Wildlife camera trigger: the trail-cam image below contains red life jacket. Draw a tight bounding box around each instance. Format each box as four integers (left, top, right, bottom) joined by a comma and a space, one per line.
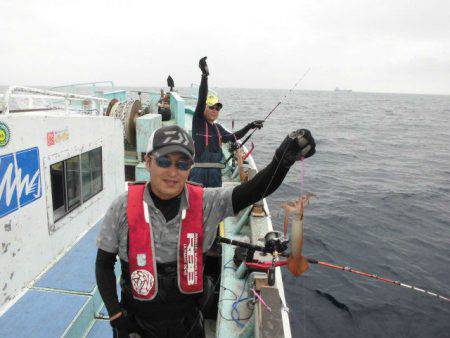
126, 183, 204, 300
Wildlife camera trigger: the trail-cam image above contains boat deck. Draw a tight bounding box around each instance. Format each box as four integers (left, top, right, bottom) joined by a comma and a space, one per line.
0, 220, 115, 338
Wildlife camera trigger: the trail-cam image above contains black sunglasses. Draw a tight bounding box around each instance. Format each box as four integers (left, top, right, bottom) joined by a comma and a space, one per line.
154, 155, 192, 171
208, 105, 221, 111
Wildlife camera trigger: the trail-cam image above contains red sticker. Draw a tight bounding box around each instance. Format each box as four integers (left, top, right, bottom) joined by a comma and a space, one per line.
47, 132, 55, 146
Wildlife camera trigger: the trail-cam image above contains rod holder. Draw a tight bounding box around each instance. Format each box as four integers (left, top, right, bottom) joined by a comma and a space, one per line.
236, 261, 248, 279
234, 206, 252, 235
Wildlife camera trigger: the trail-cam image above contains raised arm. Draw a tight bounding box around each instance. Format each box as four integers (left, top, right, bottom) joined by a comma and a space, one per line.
219, 120, 265, 143
194, 56, 209, 118
232, 129, 316, 213
233, 120, 264, 140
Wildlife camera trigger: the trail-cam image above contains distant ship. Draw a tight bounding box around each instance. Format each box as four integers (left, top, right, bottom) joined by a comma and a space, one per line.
334, 87, 352, 92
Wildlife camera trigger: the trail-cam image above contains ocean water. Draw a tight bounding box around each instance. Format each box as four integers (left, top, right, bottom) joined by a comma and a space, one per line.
216, 89, 450, 338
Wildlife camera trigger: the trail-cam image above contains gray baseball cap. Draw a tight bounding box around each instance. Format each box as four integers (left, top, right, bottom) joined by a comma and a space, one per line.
146, 125, 195, 161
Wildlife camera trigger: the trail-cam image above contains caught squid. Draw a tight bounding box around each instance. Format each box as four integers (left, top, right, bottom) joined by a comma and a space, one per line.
282, 194, 314, 276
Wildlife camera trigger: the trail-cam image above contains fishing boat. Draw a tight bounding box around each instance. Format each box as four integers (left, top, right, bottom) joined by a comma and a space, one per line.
334, 87, 352, 93
0, 85, 292, 337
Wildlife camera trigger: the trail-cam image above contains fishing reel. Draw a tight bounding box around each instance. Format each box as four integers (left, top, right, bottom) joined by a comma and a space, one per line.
223, 231, 290, 286
262, 231, 289, 286
263, 231, 289, 255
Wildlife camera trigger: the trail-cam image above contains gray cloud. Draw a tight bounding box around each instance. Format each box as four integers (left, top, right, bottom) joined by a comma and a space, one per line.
1, 0, 449, 95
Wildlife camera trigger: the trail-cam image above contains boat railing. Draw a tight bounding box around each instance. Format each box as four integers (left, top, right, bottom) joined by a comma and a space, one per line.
0, 86, 108, 115
127, 90, 162, 111
50, 81, 115, 92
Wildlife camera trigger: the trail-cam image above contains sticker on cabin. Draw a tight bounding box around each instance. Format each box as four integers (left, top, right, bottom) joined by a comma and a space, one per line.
0, 122, 10, 148
0, 147, 42, 218
47, 128, 69, 146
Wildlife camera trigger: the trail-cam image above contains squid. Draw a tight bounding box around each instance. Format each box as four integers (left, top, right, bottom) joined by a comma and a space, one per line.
282, 194, 314, 276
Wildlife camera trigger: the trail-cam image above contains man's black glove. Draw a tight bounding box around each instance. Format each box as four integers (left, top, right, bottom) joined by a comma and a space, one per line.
199, 56, 209, 76
274, 129, 316, 167
248, 120, 264, 130
110, 311, 134, 332
229, 141, 239, 152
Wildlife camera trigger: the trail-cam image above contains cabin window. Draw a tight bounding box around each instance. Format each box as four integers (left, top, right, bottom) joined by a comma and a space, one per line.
50, 147, 103, 222
81, 147, 103, 202
66, 155, 81, 210
50, 162, 66, 221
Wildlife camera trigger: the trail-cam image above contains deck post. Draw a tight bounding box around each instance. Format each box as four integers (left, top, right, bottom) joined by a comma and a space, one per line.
170, 92, 185, 129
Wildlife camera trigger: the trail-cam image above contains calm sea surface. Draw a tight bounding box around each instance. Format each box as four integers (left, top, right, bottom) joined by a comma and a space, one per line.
4, 86, 449, 337
216, 89, 450, 338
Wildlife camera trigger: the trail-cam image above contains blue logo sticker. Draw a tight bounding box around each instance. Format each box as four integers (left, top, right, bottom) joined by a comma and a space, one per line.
0, 122, 10, 147
0, 147, 42, 218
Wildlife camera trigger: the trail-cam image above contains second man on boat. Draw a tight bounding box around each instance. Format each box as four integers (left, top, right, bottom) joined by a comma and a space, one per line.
190, 56, 264, 188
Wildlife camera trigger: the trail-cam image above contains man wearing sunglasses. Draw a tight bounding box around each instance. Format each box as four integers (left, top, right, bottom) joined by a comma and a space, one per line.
96, 124, 315, 337
190, 56, 264, 188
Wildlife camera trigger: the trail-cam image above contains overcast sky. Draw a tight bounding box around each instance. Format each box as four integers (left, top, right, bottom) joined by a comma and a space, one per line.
1, 0, 449, 95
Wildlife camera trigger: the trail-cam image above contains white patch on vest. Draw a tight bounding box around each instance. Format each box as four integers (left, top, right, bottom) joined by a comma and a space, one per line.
143, 201, 149, 223
186, 233, 197, 285
131, 269, 154, 296
137, 253, 146, 267
181, 209, 186, 220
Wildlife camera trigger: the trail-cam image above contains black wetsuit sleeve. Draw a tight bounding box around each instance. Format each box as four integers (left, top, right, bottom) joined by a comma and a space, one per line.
232, 158, 290, 213
216, 124, 234, 143
217, 123, 252, 143
233, 124, 252, 140
95, 248, 121, 317
194, 75, 208, 118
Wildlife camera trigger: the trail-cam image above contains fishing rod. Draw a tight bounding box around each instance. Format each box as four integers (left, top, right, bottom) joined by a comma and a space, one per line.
224, 67, 311, 165
218, 235, 450, 303
306, 258, 450, 302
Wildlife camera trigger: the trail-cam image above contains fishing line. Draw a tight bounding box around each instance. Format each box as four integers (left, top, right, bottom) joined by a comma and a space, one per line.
184, 269, 224, 337
262, 67, 312, 122
259, 139, 293, 203
224, 257, 237, 271
224, 67, 311, 165
300, 157, 305, 198
231, 275, 251, 328
184, 261, 250, 336
231, 297, 254, 327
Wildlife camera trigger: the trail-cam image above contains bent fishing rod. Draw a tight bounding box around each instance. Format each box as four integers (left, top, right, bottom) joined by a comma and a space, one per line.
217, 236, 450, 303
224, 67, 311, 165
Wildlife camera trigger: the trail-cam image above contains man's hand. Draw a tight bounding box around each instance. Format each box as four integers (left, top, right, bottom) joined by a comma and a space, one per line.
167, 75, 175, 90
228, 141, 239, 152
110, 311, 134, 332
248, 120, 264, 129
199, 56, 209, 76
274, 129, 316, 167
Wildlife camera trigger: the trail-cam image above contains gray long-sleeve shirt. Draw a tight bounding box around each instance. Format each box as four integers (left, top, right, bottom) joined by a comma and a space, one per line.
97, 183, 234, 263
